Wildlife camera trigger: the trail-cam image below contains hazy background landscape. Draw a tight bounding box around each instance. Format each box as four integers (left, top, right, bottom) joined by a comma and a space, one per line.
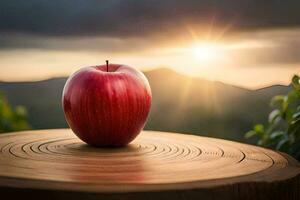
0, 68, 292, 143
0, 1, 299, 144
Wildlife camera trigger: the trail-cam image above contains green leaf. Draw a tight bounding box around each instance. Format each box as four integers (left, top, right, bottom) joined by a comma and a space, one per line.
15, 106, 27, 117
270, 131, 285, 139
245, 130, 258, 139
297, 105, 300, 112
267, 131, 286, 148
276, 136, 290, 152
271, 95, 285, 108
254, 124, 265, 135
287, 89, 300, 103
293, 111, 300, 120
292, 75, 300, 89
268, 109, 281, 124
288, 118, 300, 136
286, 109, 295, 123
282, 96, 289, 112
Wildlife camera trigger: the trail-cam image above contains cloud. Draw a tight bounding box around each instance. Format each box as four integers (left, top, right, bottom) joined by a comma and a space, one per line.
0, 1, 300, 68
224, 29, 300, 66
0, 33, 154, 53
0, 0, 300, 37
1, 29, 300, 67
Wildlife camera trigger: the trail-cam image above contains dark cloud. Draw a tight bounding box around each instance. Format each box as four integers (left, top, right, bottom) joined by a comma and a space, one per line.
226, 30, 300, 66
0, 0, 300, 37
0, 33, 155, 53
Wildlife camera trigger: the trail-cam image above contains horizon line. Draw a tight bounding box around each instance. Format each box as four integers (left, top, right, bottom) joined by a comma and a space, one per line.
0, 67, 291, 91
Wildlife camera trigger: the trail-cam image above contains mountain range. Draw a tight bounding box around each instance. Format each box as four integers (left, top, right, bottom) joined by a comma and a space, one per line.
0, 68, 291, 143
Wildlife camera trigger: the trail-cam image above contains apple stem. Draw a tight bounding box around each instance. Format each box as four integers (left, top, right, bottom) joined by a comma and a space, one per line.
106, 60, 109, 72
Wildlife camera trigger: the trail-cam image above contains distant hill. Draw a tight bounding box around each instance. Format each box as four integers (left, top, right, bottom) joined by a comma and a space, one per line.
0, 68, 291, 142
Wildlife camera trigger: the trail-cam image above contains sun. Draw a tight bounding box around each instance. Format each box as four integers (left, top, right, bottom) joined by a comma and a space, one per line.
191, 42, 223, 62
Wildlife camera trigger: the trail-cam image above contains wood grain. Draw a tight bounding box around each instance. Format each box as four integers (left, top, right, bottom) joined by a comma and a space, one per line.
0, 129, 299, 200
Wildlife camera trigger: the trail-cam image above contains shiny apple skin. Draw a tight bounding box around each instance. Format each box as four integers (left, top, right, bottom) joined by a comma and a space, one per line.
62, 64, 152, 147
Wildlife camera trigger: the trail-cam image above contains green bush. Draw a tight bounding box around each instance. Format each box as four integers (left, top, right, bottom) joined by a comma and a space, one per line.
0, 91, 31, 133
245, 75, 300, 160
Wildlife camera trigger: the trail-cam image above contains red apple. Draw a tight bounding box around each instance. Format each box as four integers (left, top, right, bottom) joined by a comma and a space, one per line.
62, 62, 152, 147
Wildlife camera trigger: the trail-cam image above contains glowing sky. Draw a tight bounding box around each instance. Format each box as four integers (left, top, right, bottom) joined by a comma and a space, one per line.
0, 1, 299, 89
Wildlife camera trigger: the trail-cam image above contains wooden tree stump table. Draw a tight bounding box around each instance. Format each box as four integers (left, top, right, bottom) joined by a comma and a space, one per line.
0, 129, 299, 200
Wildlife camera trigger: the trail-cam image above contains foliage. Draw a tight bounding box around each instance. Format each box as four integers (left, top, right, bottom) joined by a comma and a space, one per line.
0, 91, 31, 133
245, 75, 300, 160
